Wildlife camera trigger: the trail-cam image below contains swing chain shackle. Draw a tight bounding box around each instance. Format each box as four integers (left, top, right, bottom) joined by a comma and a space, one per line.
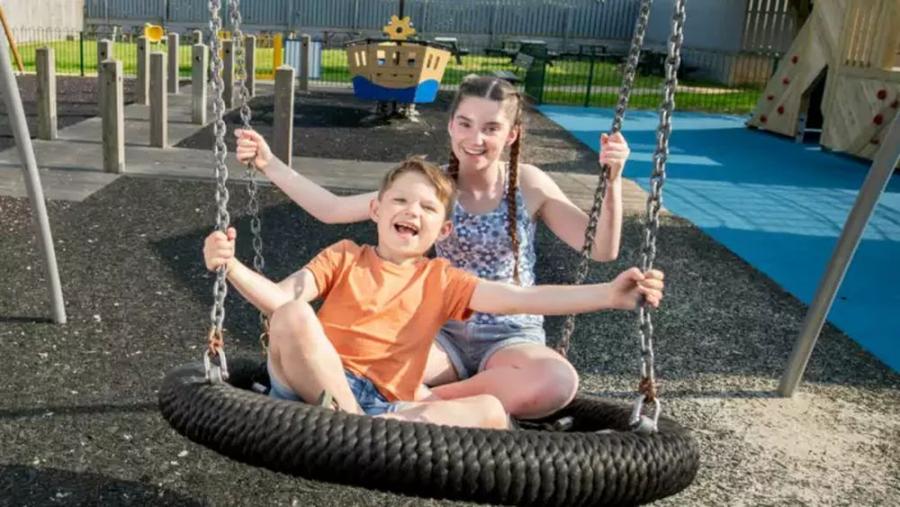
632, 0, 686, 433
204, 0, 232, 381
556, 0, 654, 357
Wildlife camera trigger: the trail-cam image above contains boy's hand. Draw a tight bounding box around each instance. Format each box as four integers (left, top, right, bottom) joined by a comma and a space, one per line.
235, 129, 274, 172
599, 132, 630, 182
203, 227, 237, 271
608, 267, 664, 310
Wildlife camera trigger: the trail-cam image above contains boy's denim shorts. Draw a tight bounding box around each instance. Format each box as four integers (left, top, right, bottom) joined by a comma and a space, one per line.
266, 360, 402, 416
435, 320, 546, 379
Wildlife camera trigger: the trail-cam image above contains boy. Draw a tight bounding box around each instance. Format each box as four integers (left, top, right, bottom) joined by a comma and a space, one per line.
203, 158, 664, 429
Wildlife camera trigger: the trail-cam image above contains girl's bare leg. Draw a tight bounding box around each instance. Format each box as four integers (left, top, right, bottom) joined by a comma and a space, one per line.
379, 394, 510, 429
429, 344, 578, 419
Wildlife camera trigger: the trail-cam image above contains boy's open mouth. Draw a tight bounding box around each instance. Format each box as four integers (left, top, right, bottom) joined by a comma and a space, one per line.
394, 222, 419, 236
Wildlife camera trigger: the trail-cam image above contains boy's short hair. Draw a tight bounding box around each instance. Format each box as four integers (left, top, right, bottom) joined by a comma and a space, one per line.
378, 157, 457, 219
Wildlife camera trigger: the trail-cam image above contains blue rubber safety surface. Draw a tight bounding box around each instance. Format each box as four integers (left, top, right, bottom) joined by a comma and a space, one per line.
539, 105, 900, 372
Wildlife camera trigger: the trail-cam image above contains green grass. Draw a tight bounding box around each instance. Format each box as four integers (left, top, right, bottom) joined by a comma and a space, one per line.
11, 39, 762, 114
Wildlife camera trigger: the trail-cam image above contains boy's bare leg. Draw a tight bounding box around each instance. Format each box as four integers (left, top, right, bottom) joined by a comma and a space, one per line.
268, 299, 363, 414
378, 394, 510, 429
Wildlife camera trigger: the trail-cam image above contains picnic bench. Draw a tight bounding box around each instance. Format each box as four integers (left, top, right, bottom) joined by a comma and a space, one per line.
491, 52, 535, 84
433, 37, 469, 64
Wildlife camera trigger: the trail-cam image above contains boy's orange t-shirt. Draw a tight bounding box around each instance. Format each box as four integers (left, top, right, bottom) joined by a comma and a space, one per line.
303, 240, 479, 401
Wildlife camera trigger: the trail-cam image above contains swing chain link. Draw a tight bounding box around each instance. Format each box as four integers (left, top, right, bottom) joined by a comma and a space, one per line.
206, 0, 230, 381
556, 0, 654, 358
229, 0, 270, 351
631, 0, 686, 434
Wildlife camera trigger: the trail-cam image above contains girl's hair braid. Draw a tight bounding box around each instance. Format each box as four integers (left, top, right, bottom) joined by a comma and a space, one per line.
447, 150, 460, 182
506, 134, 522, 284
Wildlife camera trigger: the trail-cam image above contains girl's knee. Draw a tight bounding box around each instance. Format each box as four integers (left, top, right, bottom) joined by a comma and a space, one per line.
545, 358, 579, 400
509, 358, 579, 417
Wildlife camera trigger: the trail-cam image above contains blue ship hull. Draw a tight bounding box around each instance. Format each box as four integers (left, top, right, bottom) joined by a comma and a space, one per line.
351, 76, 440, 103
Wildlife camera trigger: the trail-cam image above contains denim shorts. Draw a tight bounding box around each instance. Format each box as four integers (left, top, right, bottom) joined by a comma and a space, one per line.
435, 320, 546, 379
266, 360, 401, 416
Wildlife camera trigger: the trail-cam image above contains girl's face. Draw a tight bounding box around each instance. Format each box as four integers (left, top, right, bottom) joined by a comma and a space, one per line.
448, 96, 518, 173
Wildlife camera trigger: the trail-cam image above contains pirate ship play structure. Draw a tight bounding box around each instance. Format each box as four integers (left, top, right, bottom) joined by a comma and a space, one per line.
345, 2, 451, 107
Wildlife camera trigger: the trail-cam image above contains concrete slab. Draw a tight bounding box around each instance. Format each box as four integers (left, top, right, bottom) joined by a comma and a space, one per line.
0, 165, 119, 201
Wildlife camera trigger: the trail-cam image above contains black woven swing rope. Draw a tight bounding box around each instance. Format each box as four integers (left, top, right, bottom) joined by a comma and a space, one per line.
160, 357, 700, 506
556, 0, 654, 357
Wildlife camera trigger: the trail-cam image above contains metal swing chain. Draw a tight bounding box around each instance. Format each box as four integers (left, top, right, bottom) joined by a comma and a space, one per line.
556, 0, 654, 357
630, 0, 686, 435
205, 0, 231, 382
228, 0, 270, 352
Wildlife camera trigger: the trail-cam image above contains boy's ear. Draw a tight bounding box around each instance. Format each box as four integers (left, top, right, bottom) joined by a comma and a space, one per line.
436, 220, 453, 242
369, 197, 380, 223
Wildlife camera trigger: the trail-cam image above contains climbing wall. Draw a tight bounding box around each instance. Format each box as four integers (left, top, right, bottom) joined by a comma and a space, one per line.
820, 0, 900, 161
747, 0, 848, 136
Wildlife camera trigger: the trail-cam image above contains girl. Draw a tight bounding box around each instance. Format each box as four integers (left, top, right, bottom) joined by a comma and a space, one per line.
234, 76, 629, 419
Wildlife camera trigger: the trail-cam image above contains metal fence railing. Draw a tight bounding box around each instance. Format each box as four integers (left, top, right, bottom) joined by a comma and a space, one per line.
8, 27, 779, 115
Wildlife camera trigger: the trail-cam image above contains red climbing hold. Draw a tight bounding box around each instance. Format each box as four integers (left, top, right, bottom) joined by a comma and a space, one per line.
767, 95, 774, 101
760, 115, 768, 123
891, 99, 899, 109
782, 77, 790, 85
777, 106, 785, 114
791, 55, 799, 64
871, 138, 880, 145
873, 114, 884, 125
877, 89, 888, 100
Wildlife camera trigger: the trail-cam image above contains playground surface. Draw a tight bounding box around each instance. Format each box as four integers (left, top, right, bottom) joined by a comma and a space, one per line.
539, 105, 900, 373
0, 78, 898, 506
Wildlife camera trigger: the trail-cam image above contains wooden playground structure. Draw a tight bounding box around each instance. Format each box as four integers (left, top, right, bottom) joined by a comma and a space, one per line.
748, 0, 900, 162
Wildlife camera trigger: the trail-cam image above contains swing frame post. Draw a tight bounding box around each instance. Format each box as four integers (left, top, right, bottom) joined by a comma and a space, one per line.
0, 32, 66, 324
778, 115, 900, 397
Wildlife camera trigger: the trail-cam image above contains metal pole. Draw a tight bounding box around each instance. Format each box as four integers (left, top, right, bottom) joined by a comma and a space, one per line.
584, 56, 595, 108
79, 31, 85, 76
778, 115, 900, 397
0, 34, 67, 324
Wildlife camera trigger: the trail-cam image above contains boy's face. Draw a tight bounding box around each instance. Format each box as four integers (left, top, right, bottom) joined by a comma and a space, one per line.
370, 172, 452, 259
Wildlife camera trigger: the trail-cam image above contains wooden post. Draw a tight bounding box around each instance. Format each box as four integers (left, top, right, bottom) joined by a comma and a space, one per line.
100, 59, 124, 173
168, 32, 180, 94
299, 34, 310, 92
150, 52, 168, 148
192, 44, 208, 124
245, 34, 256, 97
36, 47, 57, 140
136, 36, 149, 105
273, 65, 295, 166
97, 39, 113, 68
223, 39, 235, 108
